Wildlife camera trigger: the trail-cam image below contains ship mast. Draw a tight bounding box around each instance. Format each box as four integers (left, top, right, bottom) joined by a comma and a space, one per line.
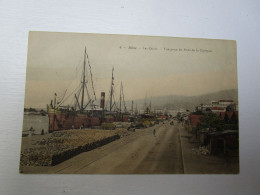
122, 84, 126, 112
109, 68, 114, 112
120, 81, 127, 113
119, 81, 122, 113
149, 97, 152, 113
131, 100, 134, 115
81, 47, 86, 111
144, 92, 147, 113
135, 104, 138, 115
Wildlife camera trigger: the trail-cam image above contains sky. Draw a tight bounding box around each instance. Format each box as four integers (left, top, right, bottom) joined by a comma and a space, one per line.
24, 31, 238, 108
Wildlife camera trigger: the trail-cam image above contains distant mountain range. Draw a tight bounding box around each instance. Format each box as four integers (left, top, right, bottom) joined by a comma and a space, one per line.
126, 89, 238, 112
31, 89, 238, 112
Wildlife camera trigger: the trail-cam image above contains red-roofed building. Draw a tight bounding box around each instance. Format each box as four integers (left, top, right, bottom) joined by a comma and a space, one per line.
224, 111, 239, 122
217, 111, 238, 122
216, 112, 226, 120
226, 111, 234, 120
219, 112, 226, 120
188, 115, 204, 127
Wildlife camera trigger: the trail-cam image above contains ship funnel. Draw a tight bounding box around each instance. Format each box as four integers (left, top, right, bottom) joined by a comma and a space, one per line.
100, 92, 105, 109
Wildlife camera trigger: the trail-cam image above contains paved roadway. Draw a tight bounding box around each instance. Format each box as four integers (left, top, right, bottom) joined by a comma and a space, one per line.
24, 121, 184, 174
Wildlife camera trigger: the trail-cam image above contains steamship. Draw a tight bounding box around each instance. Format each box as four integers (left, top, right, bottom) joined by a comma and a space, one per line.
47, 47, 129, 133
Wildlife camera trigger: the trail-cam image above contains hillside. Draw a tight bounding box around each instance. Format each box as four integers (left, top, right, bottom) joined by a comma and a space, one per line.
126, 89, 238, 111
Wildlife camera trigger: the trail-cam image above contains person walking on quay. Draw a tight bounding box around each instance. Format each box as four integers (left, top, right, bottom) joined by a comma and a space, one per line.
153, 129, 156, 137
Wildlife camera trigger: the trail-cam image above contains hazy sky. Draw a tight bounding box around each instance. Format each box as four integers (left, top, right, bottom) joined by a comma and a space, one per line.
25, 31, 237, 108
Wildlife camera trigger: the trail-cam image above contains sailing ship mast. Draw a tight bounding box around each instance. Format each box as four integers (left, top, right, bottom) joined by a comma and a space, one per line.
149, 97, 152, 113
135, 104, 138, 115
144, 92, 148, 113
73, 46, 96, 112
48, 47, 99, 132
119, 81, 127, 113
81, 47, 86, 111
131, 100, 134, 115
109, 68, 114, 111
119, 81, 122, 114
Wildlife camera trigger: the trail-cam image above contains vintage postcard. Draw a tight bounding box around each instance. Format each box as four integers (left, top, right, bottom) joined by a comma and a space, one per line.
20, 32, 239, 174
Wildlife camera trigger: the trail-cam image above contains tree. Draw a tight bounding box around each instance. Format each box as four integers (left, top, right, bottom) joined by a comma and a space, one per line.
197, 113, 224, 131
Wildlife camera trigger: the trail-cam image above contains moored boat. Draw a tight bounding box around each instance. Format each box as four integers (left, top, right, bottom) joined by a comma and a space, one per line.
47, 47, 102, 132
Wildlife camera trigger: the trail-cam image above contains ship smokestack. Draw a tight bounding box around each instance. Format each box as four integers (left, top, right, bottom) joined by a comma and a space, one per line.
100, 92, 105, 109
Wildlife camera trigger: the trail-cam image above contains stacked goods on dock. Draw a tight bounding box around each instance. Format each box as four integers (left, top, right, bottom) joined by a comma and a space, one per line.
20, 129, 127, 166
101, 123, 116, 130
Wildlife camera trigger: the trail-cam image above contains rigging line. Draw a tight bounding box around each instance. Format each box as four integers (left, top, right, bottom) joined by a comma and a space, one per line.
83, 100, 91, 110
72, 86, 82, 109
59, 78, 78, 105
85, 82, 91, 105
112, 102, 117, 110
115, 85, 120, 111
59, 56, 84, 104
74, 84, 82, 101
57, 89, 68, 105
116, 96, 120, 111
57, 50, 88, 107
112, 92, 118, 110
60, 84, 81, 106
74, 62, 83, 82
74, 52, 84, 77
77, 84, 82, 96
86, 50, 96, 100
121, 83, 127, 112
112, 82, 120, 111
105, 87, 113, 110
109, 92, 115, 111
105, 91, 111, 110
75, 94, 81, 109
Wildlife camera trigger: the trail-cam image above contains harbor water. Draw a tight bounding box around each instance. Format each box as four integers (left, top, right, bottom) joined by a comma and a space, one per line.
23, 114, 49, 135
